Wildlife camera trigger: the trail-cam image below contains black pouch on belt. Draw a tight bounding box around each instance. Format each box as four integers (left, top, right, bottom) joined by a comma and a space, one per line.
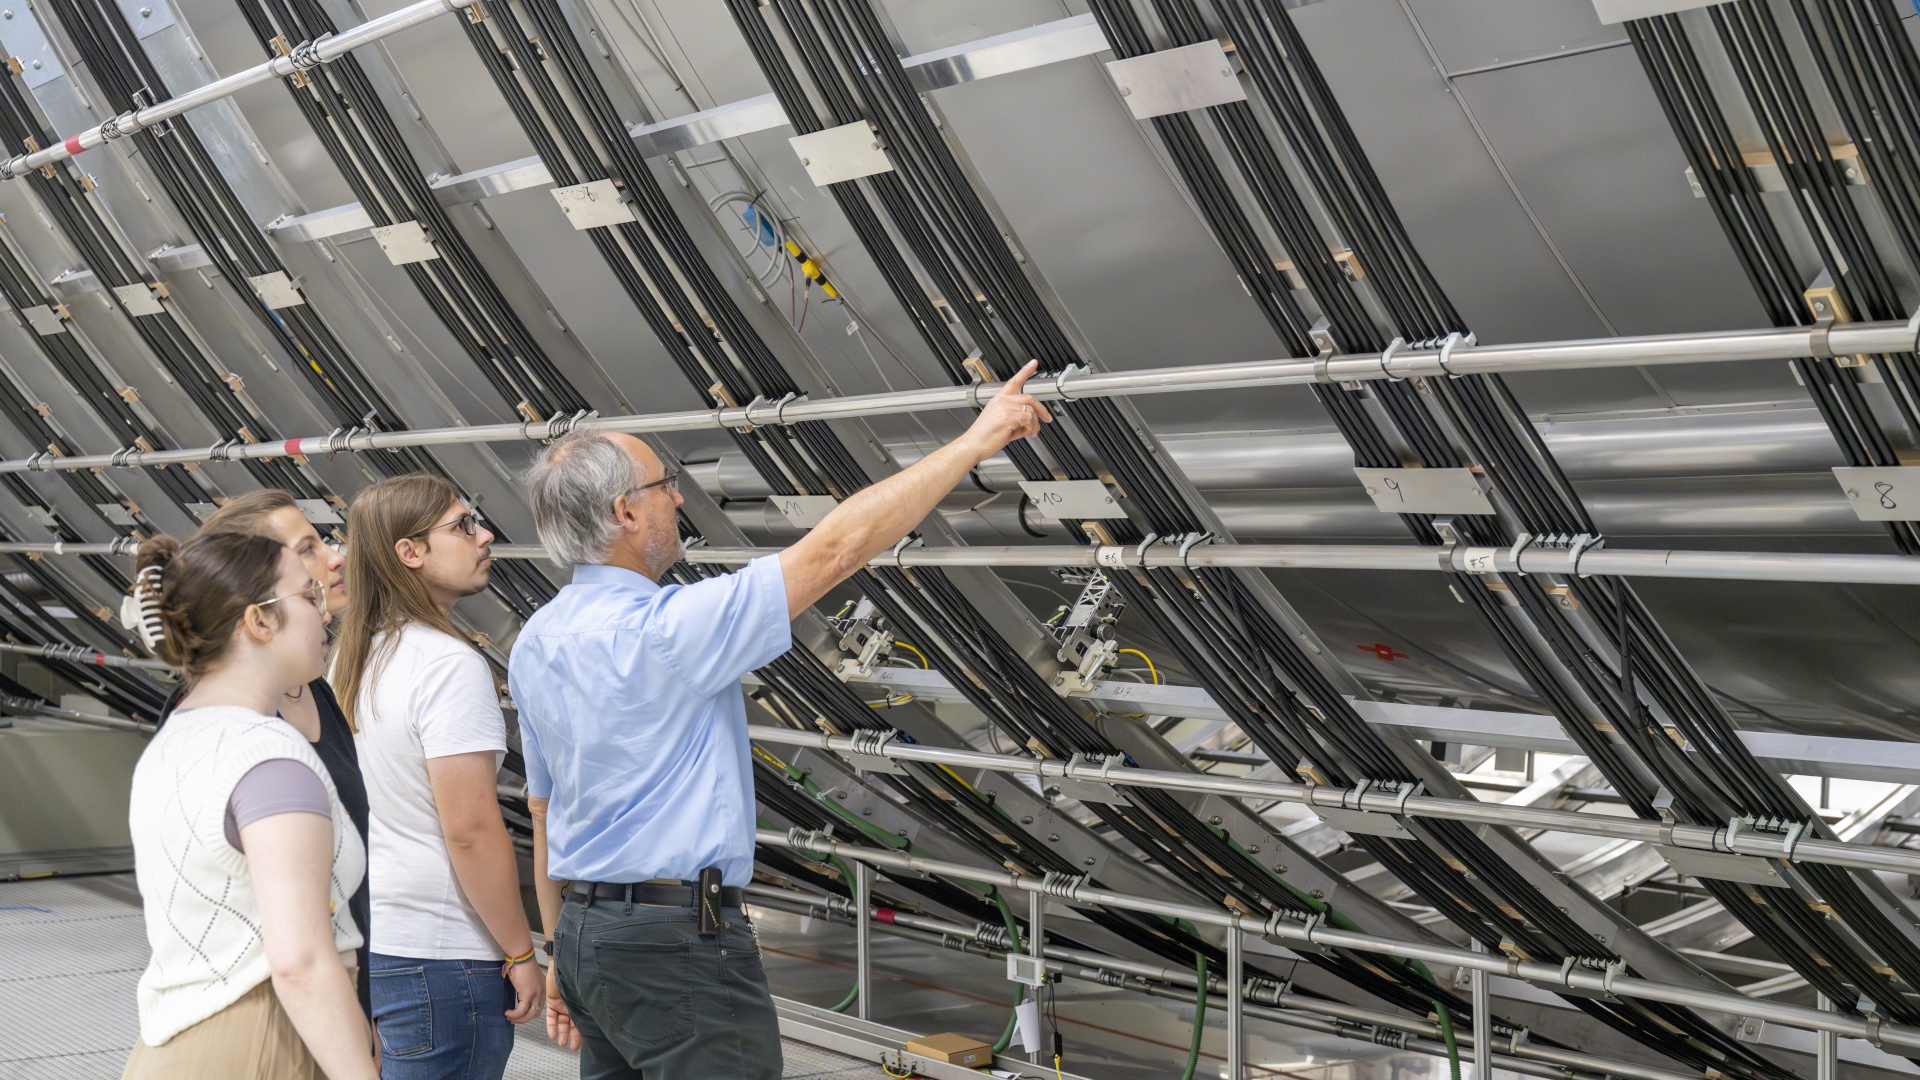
697, 867, 723, 937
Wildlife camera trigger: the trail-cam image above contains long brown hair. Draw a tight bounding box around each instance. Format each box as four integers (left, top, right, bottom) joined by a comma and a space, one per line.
199, 489, 300, 537
331, 474, 462, 730
136, 532, 286, 679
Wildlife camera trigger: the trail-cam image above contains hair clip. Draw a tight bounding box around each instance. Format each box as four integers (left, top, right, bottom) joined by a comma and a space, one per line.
119, 564, 166, 654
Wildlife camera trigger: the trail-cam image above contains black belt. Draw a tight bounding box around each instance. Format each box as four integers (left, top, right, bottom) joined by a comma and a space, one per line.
570, 881, 744, 908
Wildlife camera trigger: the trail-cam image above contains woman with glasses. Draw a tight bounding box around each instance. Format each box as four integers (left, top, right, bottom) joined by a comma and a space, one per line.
332, 475, 542, 1080
149, 490, 374, 1025
122, 531, 374, 1080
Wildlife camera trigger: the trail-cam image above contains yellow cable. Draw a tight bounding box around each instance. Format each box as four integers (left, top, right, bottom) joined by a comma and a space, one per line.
866, 693, 914, 709
1054, 1053, 1064, 1080
1117, 648, 1160, 685
893, 641, 930, 669
752, 745, 792, 772
881, 1059, 914, 1079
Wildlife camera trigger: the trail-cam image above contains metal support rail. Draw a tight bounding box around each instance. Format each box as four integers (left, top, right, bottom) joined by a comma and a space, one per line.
760, 828, 1920, 1051
746, 726, 1920, 875
744, 883, 1700, 1080
0, 641, 172, 671
13, 539, 1920, 589
0, 316, 1912, 474
0, 693, 152, 732
0, 0, 479, 179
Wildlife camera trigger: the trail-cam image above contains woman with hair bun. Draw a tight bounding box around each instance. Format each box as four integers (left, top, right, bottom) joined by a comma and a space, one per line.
121, 531, 375, 1080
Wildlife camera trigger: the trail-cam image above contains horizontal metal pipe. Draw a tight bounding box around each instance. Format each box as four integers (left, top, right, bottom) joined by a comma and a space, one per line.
1, 693, 152, 732
675, 541, 1920, 587
747, 883, 1695, 1080
756, 829, 1919, 1050
0, 0, 477, 178
0, 316, 1912, 476
0, 641, 172, 671
745, 726, 1920, 875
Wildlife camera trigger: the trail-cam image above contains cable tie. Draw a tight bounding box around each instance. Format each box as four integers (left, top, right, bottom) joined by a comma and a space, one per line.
1039, 870, 1086, 900
24, 451, 47, 472
1567, 533, 1604, 577
1345, 778, 1373, 812
741, 396, 779, 430
1132, 532, 1160, 571
1600, 959, 1626, 997
773, 392, 802, 425
1722, 815, 1750, 855
1391, 780, 1423, 816
1051, 363, 1089, 401
1300, 911, 1323, 945
1556, 957, 1578, 987
1176, 531, 1213, 570
1506, 532, 1534, 576
1434, 331, 1476, 377
1378, 336, 1407, 382
1780, 820, 1807, 861
887, 536, 921, 568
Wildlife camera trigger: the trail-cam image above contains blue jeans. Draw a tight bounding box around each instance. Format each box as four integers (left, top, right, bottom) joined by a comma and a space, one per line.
370, 953, 515, 1080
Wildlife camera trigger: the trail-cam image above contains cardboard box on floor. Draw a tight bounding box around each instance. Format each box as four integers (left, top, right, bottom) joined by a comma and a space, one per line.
904, 1032, 993, 1067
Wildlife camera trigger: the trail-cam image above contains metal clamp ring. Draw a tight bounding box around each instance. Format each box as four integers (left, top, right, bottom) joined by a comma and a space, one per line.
1052, 363, 1088, 402
1435, 331, 1474, 377
1780, 820, 1808, 861
1557, 957, 1579, 988
772, 392, 801, 426
1391, 780, 1422, 816
1507, 532, 1534, 576
1601, 959, 1626, 996
888, 536, 921, 569
1378, 336, 1407, 382
1133, 532, 1160, 571
1177, 531, 1212, 570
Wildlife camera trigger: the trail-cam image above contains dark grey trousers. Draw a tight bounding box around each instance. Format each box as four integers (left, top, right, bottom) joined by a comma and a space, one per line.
553, 895, 783, 1080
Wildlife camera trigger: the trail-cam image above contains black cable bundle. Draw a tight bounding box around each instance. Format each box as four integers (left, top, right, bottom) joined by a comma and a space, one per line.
230, 0, 584, 423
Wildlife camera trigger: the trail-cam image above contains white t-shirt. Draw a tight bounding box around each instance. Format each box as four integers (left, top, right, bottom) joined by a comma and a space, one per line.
351, 624, 507, 960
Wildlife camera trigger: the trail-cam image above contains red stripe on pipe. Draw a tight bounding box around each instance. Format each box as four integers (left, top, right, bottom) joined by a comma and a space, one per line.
284, 439, 305, 458
63, 135, 83, 156
92, 654, 106, 665
875, 908, 897, 924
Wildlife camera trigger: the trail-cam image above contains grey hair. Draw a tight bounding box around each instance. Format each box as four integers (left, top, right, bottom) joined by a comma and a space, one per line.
524, 433, 638, 567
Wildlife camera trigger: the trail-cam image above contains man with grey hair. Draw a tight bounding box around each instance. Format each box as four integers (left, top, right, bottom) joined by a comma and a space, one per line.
507, 362, 1052, 1079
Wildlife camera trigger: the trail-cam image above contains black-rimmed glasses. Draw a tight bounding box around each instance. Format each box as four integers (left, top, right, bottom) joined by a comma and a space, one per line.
621, 470, 680, 500
406, 509, 482, 541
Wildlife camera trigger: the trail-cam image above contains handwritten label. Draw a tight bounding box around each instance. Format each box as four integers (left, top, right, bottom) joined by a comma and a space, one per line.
1834, 467, 1920, 522
1018, 479, 1127, 520
773, 494, 838, 529
1353, 467, 1494, 516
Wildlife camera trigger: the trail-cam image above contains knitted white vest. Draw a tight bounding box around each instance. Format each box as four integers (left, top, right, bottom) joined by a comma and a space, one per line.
128, 706, 365, 1047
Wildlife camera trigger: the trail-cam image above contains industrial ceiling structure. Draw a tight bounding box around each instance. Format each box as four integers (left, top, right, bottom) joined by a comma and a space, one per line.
7, 0, 1920, 1076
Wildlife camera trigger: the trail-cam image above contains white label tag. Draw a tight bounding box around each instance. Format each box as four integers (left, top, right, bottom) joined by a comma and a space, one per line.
1013, 999, 1043, 1053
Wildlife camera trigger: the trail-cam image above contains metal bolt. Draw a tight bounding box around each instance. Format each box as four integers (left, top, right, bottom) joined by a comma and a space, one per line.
800, 157, 810, 166
1208, 815, 1222, 824
1020, 815, 1034, 825
1274, 864, 1288, 874
139, 5, 151, 14
3, 11, 13, 18
1048, 833, 1060, 842
1084, 857, 1096, 866
1119, 86, 1131, 96
1310, 889, 1325, 900
861, 807, 873, 816
835, 791, 847, 800
29, 60, 38, 69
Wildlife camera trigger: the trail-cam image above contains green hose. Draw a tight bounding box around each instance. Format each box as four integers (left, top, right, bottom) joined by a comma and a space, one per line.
1179, 951, 1208, 1080
989, 889, 1027, 1054
1435, 1000, 1462, 1080
829, 984, 860, 1013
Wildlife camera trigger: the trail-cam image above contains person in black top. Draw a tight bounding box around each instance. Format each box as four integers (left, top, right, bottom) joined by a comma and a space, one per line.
155, 490, 369, 1018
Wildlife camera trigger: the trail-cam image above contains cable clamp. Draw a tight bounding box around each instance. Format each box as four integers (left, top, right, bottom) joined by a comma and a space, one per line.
787, 825, 836, 860
1506, 532, 1534, 576
205, 438, 237, 463
1779, 819, 1808, 861
773, 392, 803, 425
1600, 959, 1626, 997
1066, 750, 1127, 782
1435, 331, 1475, 377
1175, 531, 1213, 570
1132, 532, 1160, 571
1390, 780, 1423, 816
742, 396, 784, 430
108, 446, 136, 468
100, 111, 139, 141
847, 728, 900, 759
23, 451, 49, 472
1722, 815, 1751, 854
1039, 870, 1086, 900
887, 536, 921, 568
1052, 363, 1090, 402
1378, 336, 1407, 382
289, 35, 326, 71
112, 536, 140, 556
1300, 911, 1324, 946
1556, 957, 1579, 988
545, 409, 595, 442
1566, 532, 1604, 577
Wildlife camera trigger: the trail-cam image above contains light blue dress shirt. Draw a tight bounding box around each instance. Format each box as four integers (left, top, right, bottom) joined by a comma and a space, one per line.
509, 556, 791, 887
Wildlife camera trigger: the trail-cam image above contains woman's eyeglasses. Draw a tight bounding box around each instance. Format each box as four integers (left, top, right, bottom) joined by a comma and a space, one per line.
257, 579, 327, 614
406, 509, 482, 541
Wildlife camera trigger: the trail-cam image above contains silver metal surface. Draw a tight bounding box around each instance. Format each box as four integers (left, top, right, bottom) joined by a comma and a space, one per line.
853, 861, 871, 1022
1104, 39, 1247, 121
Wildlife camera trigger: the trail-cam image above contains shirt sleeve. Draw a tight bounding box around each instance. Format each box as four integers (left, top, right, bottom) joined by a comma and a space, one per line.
414, 645, 509, 761
511, 663, 553, 800
651, 554, 793, 698
225, 758, 330, 851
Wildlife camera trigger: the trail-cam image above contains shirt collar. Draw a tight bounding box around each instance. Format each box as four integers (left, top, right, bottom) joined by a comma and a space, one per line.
570, 563, 663, 596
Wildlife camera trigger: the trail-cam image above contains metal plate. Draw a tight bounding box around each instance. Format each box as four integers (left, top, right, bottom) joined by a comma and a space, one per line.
1018, 479, 1126, 520
294, 498, 341, 525
550, 179, 637, 231
19, 305, 64, 336
23, 505, 55, 528
248, 271, 304, 309
111, 284, 164, 317
772, 494, 838, 529
94, 503, 137, 527
370, 221, 439, 265
0, 5, 69, 89
1104, 39, 1246, 121
186, 502, 218, 522
1310, 804, 1416, 840
114, 0, 177, 38
1353, 467, 1494, 515
1591, 0, 1720, 25
1654, 845, 1786, 888
1834, 466, 1920, 522
788, 122, 893, 187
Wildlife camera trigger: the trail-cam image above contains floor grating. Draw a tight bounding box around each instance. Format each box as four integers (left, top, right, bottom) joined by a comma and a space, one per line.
0, 875, 882, 1080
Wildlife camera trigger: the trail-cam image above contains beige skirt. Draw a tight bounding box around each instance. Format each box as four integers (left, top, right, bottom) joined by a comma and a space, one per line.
121, 980, 321, 1080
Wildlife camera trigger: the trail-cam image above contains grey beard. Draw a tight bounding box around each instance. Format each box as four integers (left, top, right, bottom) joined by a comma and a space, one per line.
645, 531, 684, 577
